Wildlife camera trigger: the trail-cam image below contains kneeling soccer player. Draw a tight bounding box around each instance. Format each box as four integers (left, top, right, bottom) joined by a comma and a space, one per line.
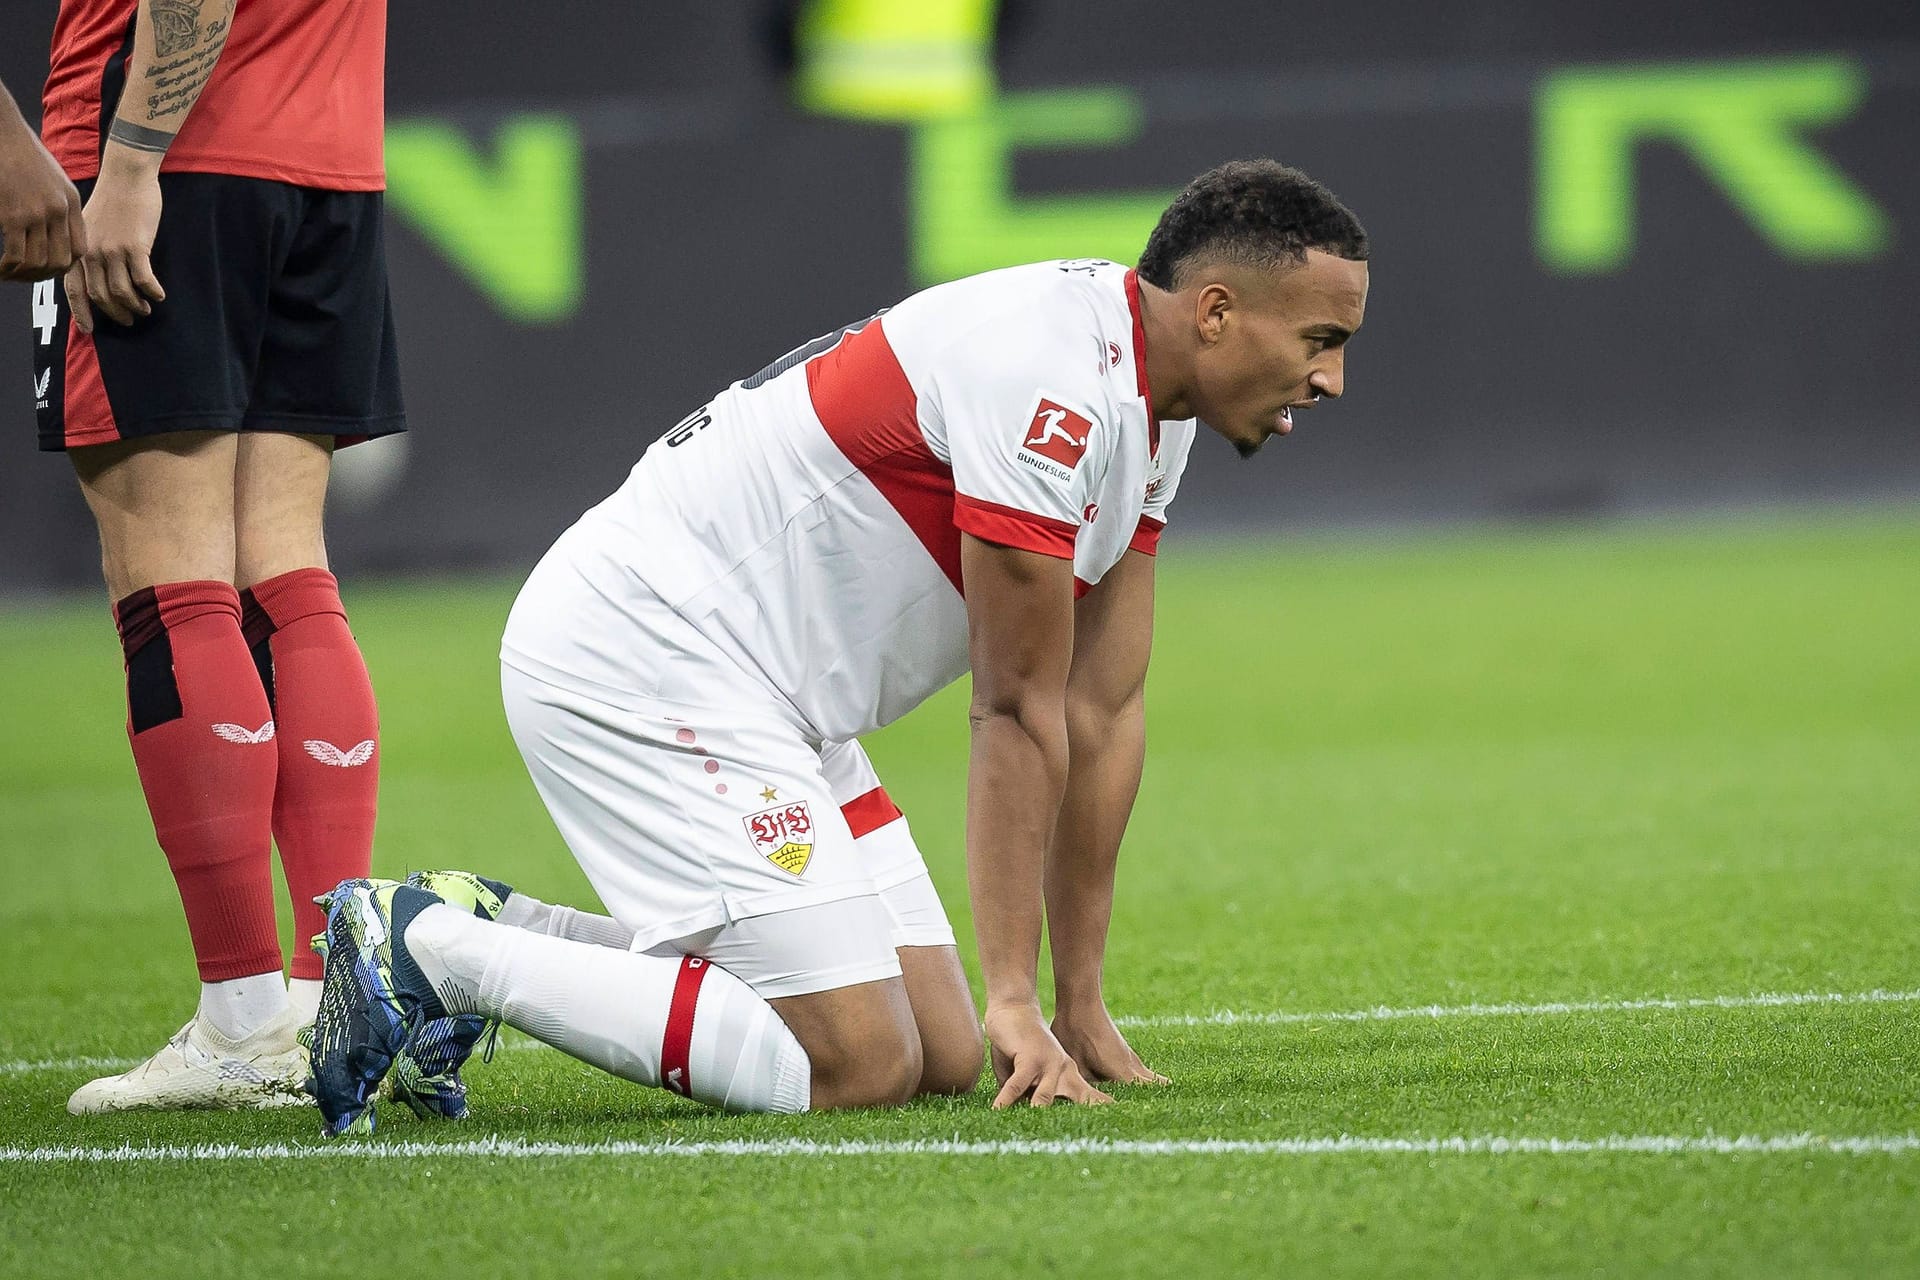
308, 160, 1371, 1132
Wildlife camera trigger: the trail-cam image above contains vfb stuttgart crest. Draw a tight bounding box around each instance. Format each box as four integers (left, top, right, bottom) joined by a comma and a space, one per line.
744, 801, 814, 876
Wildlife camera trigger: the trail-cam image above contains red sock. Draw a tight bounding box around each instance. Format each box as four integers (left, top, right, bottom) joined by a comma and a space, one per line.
116, 581, 283, 983
242, 568, 379, 980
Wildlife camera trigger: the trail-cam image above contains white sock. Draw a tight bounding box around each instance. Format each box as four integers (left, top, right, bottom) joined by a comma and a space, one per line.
497, 892, 636, 950
197, 972, 289, 1041
407, 903, 809, 1113
286, 978, 324, 1025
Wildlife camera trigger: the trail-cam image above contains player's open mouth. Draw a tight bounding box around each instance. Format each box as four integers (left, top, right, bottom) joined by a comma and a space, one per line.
1276, 393, 1325, 436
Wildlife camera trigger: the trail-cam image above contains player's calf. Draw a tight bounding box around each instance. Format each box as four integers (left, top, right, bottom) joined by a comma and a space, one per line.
766, 978, 924, 1109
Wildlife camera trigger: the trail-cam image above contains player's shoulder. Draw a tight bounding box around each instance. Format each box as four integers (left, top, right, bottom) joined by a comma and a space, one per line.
886, 260, 1133, 400
920, 258, 1128, 330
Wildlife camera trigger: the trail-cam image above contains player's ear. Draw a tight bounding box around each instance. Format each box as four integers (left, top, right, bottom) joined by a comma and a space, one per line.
1194, 282, 1232, 346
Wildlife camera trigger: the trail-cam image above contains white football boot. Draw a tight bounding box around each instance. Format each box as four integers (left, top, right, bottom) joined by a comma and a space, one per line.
66, 1003, 313, 1115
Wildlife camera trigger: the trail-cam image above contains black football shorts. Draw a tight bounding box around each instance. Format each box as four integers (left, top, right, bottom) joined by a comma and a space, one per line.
31, 172, 404, 452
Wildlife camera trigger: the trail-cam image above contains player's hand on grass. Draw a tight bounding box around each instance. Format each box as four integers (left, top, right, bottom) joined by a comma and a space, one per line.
65, 147, 166, 332
0, 125, 86, 283
1052, 1001, 1170, 1086
985, 1005, 1114, 1109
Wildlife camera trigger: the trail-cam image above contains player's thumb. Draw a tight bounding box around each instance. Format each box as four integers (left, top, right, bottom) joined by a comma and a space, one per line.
132, 255, 165, 303
64, 262, 93, 334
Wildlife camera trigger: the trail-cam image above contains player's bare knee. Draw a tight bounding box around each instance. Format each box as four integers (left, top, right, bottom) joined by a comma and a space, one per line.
916, 1022, 985, 1097
807, 1025, 923, 1110
71, 433, 239, 596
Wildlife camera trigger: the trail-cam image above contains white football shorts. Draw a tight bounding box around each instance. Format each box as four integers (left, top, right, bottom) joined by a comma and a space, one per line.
500, 543, 955, 998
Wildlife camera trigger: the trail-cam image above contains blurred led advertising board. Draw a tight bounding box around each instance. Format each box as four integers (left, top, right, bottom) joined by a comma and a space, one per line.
4, 4, 1915, 590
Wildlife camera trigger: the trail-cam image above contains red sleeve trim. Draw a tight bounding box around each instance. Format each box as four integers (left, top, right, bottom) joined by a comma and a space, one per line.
1129, 515, 1166, 557
954, 494, 1078, 560
840, 786, 904, 839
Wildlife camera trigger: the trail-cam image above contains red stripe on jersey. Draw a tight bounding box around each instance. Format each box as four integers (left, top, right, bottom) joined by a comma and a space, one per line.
806, 319, 964, 592
1130, 515, 1166, 557
840, 786, 903, 839
954, 494, 1078, 561
1124, 270, 1159, 458
660, 955, 711, 1099
62, 323, 121, 449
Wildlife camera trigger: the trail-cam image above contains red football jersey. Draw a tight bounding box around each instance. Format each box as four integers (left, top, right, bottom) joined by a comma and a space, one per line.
41, 0, 386, 190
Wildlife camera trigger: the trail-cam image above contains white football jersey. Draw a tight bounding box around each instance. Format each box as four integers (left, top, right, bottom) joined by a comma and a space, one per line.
504, 260, 1198, 742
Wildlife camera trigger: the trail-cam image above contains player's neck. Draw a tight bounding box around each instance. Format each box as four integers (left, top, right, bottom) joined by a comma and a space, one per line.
1135, 279, 1193, 422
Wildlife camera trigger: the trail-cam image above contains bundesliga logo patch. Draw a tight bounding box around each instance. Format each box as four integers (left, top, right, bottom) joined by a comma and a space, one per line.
744, 801, 814, 876
1017, 396, 1093, 477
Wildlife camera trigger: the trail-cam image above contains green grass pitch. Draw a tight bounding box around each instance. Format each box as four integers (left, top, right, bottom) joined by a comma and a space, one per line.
2, 513, 1916, 1278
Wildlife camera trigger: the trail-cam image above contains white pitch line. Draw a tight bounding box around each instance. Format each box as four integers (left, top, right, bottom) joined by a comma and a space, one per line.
7, 987, 1914, 1077
1112, 987, 1920, 1029
1, 1055, 144, 1075
2, 1133, 1917, 1165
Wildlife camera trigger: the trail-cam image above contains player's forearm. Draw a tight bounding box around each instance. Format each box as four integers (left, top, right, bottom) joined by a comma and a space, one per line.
1045, 692, 1145, 1010
0, 79, 33, 150
966, 703, 1070, 1012
104, 0, 236, 172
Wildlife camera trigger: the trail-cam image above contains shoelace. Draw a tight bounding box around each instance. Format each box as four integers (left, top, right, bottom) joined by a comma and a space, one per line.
477, 1021, 501, 1065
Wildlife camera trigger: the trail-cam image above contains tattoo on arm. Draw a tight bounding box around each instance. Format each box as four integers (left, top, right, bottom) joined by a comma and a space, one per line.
138, 0, 235, 119
151, 0, 206, 59
107, 117, 175, 154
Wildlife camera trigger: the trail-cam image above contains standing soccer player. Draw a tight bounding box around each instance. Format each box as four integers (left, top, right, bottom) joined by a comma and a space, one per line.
34, 0, 401, 1113
310, 161, 1368, 1131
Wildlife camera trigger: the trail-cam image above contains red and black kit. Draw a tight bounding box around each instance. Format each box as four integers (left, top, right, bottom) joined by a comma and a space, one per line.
33, 174, 404, 451
31, 0, 401, 451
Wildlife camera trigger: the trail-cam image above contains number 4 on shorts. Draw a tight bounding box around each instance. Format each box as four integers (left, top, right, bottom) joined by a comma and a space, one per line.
33, 279, 58, 346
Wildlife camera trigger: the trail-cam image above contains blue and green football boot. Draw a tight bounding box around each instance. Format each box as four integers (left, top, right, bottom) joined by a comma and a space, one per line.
385, 870, 515, 1121
307, 877, 451, 1136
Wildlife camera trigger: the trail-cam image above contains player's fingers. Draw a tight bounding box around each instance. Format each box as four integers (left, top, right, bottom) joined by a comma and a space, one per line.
1034, 1055, 1089, 1108
1063, 1076, 1115, 1106
92, 252, 139, 325
1111, 1053, 1168, 1085
991, 1061, 1038, 1110
19, 223, 49, 275
128, 250, 165, 304
65, 189, 88, 259
46, 213, 73, 278
109, 250, 152, 318
65, 262, 94, 334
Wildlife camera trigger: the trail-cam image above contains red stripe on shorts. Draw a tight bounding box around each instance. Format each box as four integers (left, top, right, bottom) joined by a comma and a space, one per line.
660, 955, 711, 1098
62, 322, 121, 448
840, 786, 903, 839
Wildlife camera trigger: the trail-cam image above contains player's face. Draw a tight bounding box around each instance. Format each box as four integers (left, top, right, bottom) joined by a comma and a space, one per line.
1188, 251, 1369, 457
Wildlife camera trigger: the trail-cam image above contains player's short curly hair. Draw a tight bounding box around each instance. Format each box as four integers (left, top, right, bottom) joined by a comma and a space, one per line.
1137, 160, 1368, 289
